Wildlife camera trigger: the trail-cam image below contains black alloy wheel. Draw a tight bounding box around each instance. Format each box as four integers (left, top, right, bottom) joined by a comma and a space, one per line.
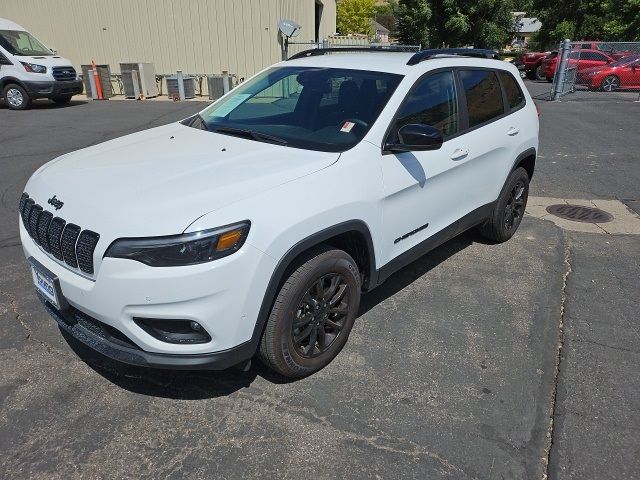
292, 273, 349, 358
478, 166, 530, 243
258, 246, 361, 378
504, 181, 526, 231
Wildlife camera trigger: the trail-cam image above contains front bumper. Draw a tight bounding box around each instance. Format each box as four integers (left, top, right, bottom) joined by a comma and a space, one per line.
40, 294, 256, 369
21, 221, 276, 369
23, 80, 83, 98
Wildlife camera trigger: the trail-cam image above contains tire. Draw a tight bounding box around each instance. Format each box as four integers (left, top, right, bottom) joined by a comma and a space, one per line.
535, 64, 546, 81
53, 95, 73, 105
600, 75, 620, 92
526, 70, 536, 80
258, 245, 361, 378
479, 167, 530, 243
3, 84, 31, 110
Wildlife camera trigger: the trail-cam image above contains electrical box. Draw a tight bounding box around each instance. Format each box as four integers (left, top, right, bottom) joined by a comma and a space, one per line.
119, 62, 158, 99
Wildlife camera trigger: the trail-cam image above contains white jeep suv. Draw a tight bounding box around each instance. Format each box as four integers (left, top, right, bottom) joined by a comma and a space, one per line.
20, 48, 538, 378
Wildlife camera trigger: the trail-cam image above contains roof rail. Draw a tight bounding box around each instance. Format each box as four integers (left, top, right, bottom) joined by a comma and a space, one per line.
407, 48, 501, 65
287, 46, 411, 61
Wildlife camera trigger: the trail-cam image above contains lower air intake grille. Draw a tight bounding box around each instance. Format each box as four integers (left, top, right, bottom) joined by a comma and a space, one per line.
19, 193, 100, 275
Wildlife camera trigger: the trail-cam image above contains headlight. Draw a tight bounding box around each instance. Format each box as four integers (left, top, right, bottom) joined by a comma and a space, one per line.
20, 62, 47, 74
105, 221, 250, 267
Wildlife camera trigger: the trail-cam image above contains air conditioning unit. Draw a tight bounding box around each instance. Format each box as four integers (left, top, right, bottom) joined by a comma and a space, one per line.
81, 64, 113, 99
207, 74, 236, 100
166, 75, 196, 99
119, 62, 158, 98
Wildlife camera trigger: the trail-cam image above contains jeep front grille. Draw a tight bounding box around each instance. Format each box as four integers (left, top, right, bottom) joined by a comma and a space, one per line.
20, 193, 100, 275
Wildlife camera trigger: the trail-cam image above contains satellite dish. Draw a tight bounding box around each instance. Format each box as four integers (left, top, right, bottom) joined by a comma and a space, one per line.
278, 19, 302, 38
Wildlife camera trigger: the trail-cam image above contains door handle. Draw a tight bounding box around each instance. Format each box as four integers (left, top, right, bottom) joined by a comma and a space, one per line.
507, 127, 520, 136
450, 148, 469, 161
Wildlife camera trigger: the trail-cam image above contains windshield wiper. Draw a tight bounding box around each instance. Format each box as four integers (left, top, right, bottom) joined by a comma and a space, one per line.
214, 126, 288, 146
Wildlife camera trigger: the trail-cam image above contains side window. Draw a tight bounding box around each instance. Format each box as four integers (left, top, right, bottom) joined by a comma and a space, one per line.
0, 52, 12, 65
593, 53, 609, 62
392, 70, 458, 139
498, 71, 525, 110
459, 70, 504, 128
580, 43, 592, 49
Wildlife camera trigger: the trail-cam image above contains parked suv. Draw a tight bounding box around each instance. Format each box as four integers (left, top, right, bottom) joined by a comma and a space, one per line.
19, 49, 538, 378
0, 18, 83, 109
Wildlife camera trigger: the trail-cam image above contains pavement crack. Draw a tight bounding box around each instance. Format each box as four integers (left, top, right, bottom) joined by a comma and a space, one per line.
0, 290, 32, 339
542, 239, 572, 480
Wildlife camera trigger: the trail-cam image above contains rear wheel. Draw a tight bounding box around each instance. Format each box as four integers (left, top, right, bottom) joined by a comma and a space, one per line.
600, 75, 620, 92
3, 84, 31, 110
53, 95, 73, 105
259, 246, 361, 378
535, 64, 546, 81
479, 167, 530, 243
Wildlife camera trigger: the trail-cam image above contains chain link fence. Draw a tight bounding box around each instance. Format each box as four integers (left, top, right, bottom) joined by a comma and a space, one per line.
549, 40, 640, 101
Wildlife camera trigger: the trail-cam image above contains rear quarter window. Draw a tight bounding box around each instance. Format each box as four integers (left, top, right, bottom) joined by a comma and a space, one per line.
459, 70, 504, 128
498, 71, 525, 110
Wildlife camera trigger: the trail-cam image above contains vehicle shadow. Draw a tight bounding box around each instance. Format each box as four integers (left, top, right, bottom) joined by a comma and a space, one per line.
63, 229, 485, 398
0, 99, 88, 110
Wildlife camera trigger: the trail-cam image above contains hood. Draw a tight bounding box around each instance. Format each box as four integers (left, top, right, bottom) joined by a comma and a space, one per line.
17, 55, 75, 67
25, 123, 339, 241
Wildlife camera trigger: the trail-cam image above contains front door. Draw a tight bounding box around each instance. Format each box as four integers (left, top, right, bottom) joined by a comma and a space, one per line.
380, 69, 467, 265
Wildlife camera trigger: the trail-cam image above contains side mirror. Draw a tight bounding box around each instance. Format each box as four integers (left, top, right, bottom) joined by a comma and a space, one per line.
385, 124, 443, 153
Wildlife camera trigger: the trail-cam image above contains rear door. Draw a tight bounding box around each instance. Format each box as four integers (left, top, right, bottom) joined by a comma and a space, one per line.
448, 68, 519, 218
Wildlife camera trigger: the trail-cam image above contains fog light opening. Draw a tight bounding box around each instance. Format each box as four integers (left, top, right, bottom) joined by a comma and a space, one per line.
134, 318, 212, 344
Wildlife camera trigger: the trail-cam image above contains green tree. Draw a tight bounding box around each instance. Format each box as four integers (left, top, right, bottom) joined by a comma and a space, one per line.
337, 0, 377, 35
428, 0, 514, 49
531, 0, 640, 48
395, 0, 431, 47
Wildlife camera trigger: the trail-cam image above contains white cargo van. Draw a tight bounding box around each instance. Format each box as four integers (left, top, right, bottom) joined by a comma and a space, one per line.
0, 18, 82, 109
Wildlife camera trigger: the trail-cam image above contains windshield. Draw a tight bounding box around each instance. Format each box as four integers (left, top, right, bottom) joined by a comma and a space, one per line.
0, 30, 53, 56
610, 55, 640, 67
193, 66, 403, 152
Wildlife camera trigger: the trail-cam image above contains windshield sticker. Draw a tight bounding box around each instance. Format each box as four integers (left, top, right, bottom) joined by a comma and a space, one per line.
210, 94, 251, 118
340, 121, 355, 133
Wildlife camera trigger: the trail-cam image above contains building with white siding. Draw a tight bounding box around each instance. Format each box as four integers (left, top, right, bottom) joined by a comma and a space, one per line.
1, 0, 336, 80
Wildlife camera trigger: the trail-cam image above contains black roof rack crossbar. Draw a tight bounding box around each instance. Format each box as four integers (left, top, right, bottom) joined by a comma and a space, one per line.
407, 48, 501, 65
287, 46, 411, 61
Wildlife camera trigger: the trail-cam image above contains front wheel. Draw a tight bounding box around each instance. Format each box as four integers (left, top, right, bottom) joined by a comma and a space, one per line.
535, 65, 546, 81
3, 84, 31, 110
259, 246, 361, 378
479, 167, 530, 243
600, 75, 620, 92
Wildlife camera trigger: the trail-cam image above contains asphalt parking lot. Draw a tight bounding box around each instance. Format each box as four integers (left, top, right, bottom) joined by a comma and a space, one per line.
1, 81, 639, 479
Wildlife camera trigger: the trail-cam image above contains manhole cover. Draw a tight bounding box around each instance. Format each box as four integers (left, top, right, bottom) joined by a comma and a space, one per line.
546, 204, 613, 223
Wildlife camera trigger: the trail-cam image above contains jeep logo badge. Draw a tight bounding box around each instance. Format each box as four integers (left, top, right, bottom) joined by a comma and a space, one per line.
48, 195, 64, 210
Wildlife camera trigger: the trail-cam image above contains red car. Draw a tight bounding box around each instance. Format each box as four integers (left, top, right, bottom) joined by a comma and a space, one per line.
521, 51, 551, 80
571, 41, 634, 60
578, 54, 640, 91
542, 49, 615, 82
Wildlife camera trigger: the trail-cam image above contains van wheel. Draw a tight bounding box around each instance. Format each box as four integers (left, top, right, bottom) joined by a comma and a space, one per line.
4, 84, 31, 110
259, 246, 361, 378
53, 95, 73, 105
479, 167, 530, 243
